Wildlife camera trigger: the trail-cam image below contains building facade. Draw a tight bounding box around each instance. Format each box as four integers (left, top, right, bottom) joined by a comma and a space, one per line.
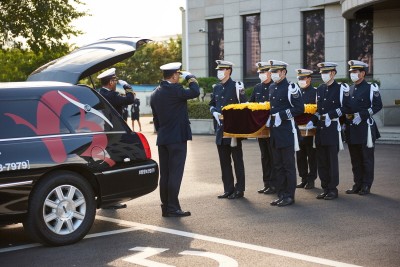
185, 0, 400, 125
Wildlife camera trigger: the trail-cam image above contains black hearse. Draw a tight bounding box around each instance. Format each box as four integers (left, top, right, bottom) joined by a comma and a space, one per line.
0, 37, 159, 246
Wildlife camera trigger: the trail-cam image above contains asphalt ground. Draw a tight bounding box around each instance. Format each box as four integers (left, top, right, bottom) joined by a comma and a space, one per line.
1, 116, 399, 267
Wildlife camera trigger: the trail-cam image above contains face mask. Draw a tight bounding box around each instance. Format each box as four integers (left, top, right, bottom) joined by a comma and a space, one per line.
271, 73, 281, 82
217, 70, 225, 80
321, 73, 331, 83
350, 73, 360, 82
298, 80, 307, 88
259, 73, 267, 82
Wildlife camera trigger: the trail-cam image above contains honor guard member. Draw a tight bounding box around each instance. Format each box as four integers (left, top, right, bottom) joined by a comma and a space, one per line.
98, 68, 135, 117
267, 60, 304, 207
306, 62, 350, 200
250, 62, 277, 195
295, 69, 318, 190
209, 60, 247, 199
98, 69, 135, 210
344, 60, 382, 195
150, 62, 200, 217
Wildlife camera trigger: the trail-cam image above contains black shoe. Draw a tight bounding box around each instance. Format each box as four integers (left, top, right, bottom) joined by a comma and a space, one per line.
358, 185, 370, 195
164, 209, 191, 217
277, 197, 295, 207
218, 192, 233, 199
228, 191, 244, 199
263, 187, 276, 194
296, 182, 307, 188
257, 187, 268, 193
346, 186, 361, 194
304, 182, 315, 189
270, 197, 283, 206
316, 192, 328, 199
324, 192, 338, 200
102, 203, 127, 210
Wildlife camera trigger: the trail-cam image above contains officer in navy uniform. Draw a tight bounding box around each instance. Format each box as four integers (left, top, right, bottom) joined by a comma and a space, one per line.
150, 62, 200, 217
249, 62, 276, 195
307, 62, 350, 200
98, 68, 135, 116
344, 60, 382, 195
295, 69, 317, 190
98, 69, 135, 210
209, 60, 247, 199
267, 60, 304, 207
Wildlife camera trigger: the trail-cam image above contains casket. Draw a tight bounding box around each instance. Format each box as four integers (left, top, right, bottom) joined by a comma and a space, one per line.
298, 125, 316, 136
222, 103, 270, 138
222, 103, 317, 138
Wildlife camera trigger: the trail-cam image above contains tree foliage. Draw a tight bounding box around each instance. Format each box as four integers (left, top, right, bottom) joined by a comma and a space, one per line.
0, 44, 71, 82
0, 0, 87, 53
117, 36, 182, 84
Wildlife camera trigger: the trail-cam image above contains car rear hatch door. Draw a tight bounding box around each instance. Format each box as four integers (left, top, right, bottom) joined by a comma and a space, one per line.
27, 37, 150, 84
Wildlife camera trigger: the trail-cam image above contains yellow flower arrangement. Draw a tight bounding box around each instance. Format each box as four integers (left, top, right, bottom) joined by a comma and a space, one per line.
304, 104, 317, 114
223, 102, 270, 111
222, 102, 316, 114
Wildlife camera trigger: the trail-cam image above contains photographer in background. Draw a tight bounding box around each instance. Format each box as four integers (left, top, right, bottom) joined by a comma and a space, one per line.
131, 98, 142, 131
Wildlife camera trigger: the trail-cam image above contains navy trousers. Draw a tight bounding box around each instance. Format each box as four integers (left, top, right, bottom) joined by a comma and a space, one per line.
272, 145, 296, 198
348, 143, 375, 188
158, 142, 187, 212
316, 145, 339, 193
216, 140, 245, 193
258, 137, 276, 188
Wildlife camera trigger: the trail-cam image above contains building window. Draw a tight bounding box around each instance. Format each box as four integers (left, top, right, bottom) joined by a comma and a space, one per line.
243, 14, 261, 79
349, 12, 373, 75
303, 10, 325, 72
208, 18, 224, 77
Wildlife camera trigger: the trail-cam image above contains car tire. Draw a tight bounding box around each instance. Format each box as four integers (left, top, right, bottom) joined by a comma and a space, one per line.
23, 170, 96, 246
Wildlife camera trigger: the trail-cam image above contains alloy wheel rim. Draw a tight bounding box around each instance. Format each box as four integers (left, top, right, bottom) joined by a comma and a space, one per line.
42, 185, 87, 235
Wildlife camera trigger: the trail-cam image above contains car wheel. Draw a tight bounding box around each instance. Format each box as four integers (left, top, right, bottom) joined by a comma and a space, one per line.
23, 171, 96, 246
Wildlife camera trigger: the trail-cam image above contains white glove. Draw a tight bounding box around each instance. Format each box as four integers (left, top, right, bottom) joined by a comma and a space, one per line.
213, 111, 221, 126
180, 71, 191, 80
352, 112, 361, 125
274, 113, 281, 127
306, 121, 314, 130
235, 81, 244, 90
266, 116, 271, 127
340, 83, 350, 92
324, 113, 331, 127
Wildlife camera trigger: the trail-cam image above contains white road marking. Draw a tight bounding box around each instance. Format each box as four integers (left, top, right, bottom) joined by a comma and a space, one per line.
124, 247, 174, 267
180, 250, 238, 267
0, 217, 362, 267
96, 216, 362, 267
0, 227, 140, 253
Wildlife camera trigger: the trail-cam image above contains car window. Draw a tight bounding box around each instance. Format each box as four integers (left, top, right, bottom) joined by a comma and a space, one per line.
58, 88, 127, 133
0, 99, 70, 139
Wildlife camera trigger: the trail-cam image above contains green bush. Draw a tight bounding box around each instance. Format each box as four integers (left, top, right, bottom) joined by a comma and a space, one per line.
188, 100, 211, 119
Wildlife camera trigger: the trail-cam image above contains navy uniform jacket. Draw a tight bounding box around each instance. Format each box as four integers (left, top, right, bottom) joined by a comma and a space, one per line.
299, 85, 317, 145
250, 81, 272, 102
269, 78, 304, 149
300, 85, 317, 105
344, 80, 382, 144
311, 81, 350, 146
99, 88, 135, 116
150, 80, 200, 146
209, 78, 247, 145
